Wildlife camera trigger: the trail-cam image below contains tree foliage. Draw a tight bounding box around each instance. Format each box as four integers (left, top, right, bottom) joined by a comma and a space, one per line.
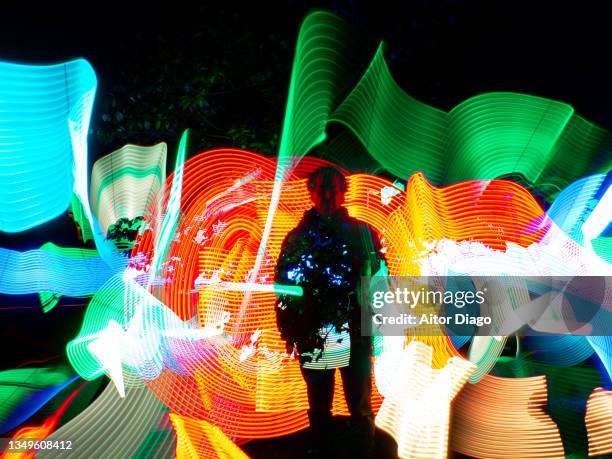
106, 216, 144, 251
93, 3, 292, 160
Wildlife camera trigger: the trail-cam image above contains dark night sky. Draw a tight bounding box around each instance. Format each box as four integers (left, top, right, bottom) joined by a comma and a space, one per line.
1, 1, 612, 130
1, 0, 611, 369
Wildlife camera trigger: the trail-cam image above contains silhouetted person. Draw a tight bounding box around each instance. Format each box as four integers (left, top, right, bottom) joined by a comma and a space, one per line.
275, 166, 385, 458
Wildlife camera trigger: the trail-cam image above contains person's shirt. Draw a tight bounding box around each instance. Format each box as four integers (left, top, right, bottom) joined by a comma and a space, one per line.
275, 206, 384, 367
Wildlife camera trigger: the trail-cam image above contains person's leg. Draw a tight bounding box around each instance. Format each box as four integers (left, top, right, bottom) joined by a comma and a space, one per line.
300, 366, 336, 450
339, 341, 375, 458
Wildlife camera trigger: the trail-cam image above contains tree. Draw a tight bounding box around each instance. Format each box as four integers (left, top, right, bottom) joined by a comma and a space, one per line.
92, 3, 294, 162
106, 216, 144, 251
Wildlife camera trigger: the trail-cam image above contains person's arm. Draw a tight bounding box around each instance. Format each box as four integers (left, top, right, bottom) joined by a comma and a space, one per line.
274, 232, 300, 355
356, 224, 386, 307
359, 224, 386, 275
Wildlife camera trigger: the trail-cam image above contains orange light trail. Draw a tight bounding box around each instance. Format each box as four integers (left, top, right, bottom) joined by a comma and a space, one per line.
2, 384, 83, 459
127, 148, 550, 444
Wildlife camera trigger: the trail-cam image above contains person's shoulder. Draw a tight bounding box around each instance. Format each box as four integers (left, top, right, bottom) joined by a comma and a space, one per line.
291, 208, 317, 232
281, 209, 315, 244
343, 212, 374, 233
342, 212, 383, 250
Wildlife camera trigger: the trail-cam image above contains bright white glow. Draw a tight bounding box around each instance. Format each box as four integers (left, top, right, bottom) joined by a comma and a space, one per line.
416, 226, 612, 382
381, 185, 401, 205
374, 340, 475, 459
87, 320, 126, 398
582, 183, 612, 243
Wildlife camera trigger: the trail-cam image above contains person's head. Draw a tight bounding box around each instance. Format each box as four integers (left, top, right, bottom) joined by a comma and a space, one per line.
307, 166, 347, 216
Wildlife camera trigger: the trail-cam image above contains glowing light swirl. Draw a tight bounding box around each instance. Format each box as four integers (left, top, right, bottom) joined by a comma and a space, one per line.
0, 243, 118, 298
67, 148, 607, 453
39, 383, 175, 459
90, 143, 167, 236
585, 387, 612, 457
170, 414, 249, 459
374, 340, 475, 459
127, 149, 552, 437
283, 11, 612, 192
0, 59, 96, 233
451, 375, 565, 458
